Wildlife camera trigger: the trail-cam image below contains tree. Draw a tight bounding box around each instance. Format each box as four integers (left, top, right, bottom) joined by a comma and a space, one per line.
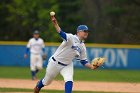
0, 0, 139, 44
0, 0, 59, 41
58, 0, 82, 34
81, 0, 140, 44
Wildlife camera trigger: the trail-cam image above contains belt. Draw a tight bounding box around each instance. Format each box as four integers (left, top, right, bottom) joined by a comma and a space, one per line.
52, 57, 68, 66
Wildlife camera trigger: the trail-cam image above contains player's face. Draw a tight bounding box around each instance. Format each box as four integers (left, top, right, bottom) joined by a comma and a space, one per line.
33, 34, 39, 39
78, 31, 88, 40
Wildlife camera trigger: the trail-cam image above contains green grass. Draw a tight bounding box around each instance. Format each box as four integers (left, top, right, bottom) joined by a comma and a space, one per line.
0, 88, 120, 93
0, 66, 140, 82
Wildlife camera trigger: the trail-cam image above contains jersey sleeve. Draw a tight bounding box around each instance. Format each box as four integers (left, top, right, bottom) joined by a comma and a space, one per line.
42, 39, 45, 48
79, 44, 88, 61
27, 39, 31, 48
66, 33, 73, 42
59, 31, 73, 42
78, 44, 88, 66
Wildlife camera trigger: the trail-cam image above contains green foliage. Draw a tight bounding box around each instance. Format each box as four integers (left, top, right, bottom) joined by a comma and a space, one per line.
58, 0, 82, 34
104, 6, 126, 16
0, 0, 81, 42
0, 0, 60, 41
0, 0, 140, 44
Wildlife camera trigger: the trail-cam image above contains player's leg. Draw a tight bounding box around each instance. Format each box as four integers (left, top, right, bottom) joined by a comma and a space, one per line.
30, 54, 37, 80
36, 55, 43, 74
60, 62, 73, 93
34, 58, 64, 93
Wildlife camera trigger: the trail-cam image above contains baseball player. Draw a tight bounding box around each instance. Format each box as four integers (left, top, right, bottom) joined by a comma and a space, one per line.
24, 30, 46, 80
34, 15, 100, 93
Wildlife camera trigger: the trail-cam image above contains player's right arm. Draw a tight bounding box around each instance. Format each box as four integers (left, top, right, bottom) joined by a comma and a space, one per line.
24, 39, 31, 58
51, 16, 61, 33
51, 16, 68, 41
24, 48, 29, 58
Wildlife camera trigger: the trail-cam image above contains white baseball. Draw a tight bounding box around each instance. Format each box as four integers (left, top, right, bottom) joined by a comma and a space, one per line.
50, 11, 55, 16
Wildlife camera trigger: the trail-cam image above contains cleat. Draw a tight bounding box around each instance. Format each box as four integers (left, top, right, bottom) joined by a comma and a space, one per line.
32, 76, 37, 80
34, 86, 40, 93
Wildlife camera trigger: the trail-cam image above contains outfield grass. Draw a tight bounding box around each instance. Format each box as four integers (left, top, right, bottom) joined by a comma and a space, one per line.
0, 88, 119, 93
0, 66, 140, 82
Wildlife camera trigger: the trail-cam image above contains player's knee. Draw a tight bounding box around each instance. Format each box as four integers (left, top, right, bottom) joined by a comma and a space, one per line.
31, 67, 36, 71
42, 78, 52, 86
36, 66, 43, 70
64, 78, 73, 82
44, 82, 51, 86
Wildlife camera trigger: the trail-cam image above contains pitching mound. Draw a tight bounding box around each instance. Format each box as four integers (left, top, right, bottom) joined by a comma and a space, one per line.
0, 78, 140, 93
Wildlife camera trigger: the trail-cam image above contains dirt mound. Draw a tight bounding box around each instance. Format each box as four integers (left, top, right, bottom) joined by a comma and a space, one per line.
0, 78, 140, 93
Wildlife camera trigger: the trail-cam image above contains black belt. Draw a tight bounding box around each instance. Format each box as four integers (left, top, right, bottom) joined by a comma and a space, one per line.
52, 57, 68, 66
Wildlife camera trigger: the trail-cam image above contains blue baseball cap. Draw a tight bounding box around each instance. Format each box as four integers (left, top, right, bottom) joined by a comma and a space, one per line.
33, 30, 39, 34
77, 25, 88, 32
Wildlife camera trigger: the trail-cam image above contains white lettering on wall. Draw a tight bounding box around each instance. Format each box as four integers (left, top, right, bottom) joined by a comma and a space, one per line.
89, 48, 128, 68
91, 49, 103, 58
49, 47, 128, 68
116, 49, 128, 67
104, 49, 116, 67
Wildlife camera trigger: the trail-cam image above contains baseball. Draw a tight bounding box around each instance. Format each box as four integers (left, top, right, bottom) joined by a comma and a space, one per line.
50, 11, 55, 16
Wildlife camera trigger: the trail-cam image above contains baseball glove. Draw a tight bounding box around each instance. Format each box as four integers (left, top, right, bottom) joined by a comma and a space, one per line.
42, 54, 47, 60
91, 57, 106, 68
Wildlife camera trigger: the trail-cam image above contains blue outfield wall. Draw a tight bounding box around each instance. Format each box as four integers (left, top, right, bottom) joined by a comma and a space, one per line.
0, 42, 140, 69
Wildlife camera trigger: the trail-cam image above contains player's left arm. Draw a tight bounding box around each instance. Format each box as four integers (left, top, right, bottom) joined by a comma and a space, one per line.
80, 44, 98, 70
41, 39, 47, 60
80, 60, 98, 70
42, 39, 46, 53
80, 52, 105, 69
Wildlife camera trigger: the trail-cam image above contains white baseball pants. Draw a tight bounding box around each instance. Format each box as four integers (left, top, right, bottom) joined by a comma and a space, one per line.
42, 57, 73, 85
30, 53, 43, 71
